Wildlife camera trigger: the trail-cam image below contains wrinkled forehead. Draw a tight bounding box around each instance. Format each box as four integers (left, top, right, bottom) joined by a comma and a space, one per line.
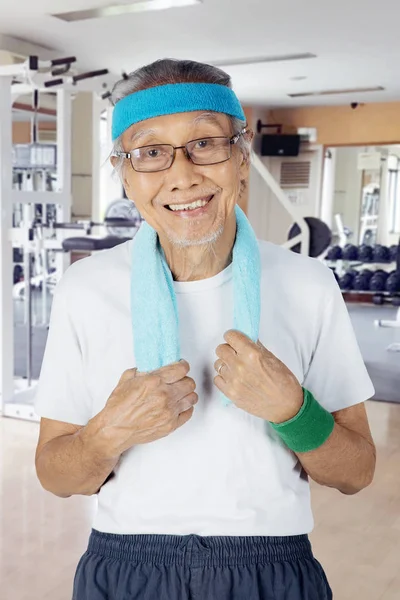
122, 111, 232, 147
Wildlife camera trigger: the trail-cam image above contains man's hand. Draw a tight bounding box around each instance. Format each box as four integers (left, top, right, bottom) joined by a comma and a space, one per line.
214, 330, 303, 423
88, 360, 198, 458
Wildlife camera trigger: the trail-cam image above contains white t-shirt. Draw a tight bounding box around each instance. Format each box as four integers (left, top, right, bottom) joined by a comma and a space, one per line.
35, 238, 374, 536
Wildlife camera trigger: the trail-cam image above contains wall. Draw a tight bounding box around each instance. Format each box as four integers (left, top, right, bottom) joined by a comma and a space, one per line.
12, 121, 56, 144
245, 106, 324, 243
268, 102, 400, 147
245, 106, 276, 240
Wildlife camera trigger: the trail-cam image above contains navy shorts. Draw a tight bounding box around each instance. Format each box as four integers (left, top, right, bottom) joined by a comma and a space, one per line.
73, 529, 333, 599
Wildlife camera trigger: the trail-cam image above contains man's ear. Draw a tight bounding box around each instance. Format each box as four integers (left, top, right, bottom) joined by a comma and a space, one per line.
245, 129, 255, 145
238, 128, 254, 174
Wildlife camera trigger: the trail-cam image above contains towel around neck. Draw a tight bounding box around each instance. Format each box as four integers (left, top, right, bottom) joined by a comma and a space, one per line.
130, 204, 261, 405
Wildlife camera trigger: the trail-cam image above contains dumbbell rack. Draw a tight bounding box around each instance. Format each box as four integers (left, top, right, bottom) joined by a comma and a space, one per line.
324, 258, 400, 306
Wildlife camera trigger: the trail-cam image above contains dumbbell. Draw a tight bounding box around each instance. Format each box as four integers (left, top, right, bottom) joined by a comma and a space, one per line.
342, 244, 359, 261
358, 245, 374, 262
386, 271, 400, 293
390, 245, 399, 263
370, 270, 389, 292
353, 269, 374, 291
339, 270, 357, 290
373, 245, 391, 262
326, 245, 343, 261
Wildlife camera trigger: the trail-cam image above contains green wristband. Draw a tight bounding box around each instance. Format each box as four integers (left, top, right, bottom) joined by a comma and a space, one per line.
269, 388, 335, 453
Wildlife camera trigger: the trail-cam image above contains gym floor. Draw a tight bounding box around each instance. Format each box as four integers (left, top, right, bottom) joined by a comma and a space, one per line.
0, 400, 399, 600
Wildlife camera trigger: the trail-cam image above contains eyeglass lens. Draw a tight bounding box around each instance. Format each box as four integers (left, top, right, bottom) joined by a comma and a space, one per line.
130, 137, 232, 172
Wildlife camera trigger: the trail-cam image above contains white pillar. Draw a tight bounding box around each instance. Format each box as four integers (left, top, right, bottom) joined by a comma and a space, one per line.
92, 94, 103, 222
377, 154, 390, 246
320, 148, 336, 228
57, 89, 72, 214
56, 90, 72, 274
0, 76, 15, 409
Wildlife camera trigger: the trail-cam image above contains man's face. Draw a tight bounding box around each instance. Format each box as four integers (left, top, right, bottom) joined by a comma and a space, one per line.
120, 111, 249, 247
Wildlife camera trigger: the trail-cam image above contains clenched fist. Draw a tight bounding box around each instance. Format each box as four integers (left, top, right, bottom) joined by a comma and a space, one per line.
92, 360, 198, 458
214, 330, 303, 423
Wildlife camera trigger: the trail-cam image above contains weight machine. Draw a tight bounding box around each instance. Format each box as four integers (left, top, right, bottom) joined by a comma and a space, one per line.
0, 54, 111, 420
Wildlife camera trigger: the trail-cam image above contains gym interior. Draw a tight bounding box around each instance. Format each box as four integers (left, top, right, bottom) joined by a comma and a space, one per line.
0, 2, 399, 599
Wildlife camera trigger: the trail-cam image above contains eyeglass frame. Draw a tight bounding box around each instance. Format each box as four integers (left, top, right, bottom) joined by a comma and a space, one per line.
113, 127, 249, 173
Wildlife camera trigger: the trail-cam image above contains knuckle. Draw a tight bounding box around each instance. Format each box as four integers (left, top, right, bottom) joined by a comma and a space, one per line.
146, 375, 163, 394
165, 419, 176, 433
151, 382, 169, 405
188, 377, 196, 392
178, 359, 190, 373
152, 374, 163, 387
119, 368, 134, 382
247, 349, 257, 362
184, 393, 198, 408
235, 362, 244, 376
160, 388, 171, 404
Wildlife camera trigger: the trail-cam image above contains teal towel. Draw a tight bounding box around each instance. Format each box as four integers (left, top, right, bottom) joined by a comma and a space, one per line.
130, 204, 261, 405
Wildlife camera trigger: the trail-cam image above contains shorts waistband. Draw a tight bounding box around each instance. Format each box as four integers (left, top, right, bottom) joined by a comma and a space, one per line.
87, 530, 313, 568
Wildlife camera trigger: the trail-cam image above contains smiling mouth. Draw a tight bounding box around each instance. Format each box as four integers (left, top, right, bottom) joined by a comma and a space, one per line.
166, 195, 214, 211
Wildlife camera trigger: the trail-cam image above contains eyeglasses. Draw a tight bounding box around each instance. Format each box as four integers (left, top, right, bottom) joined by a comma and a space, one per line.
114, 128, 248, 173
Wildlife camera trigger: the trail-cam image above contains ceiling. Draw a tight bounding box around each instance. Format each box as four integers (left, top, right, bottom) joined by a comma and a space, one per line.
0, 0, 399, 108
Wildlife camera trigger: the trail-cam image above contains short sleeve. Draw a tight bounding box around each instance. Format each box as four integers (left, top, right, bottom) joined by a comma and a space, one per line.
302, 271, 375, 413
34, 279, 92, 425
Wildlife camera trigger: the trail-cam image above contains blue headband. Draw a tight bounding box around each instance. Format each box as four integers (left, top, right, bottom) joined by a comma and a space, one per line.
111, 82, 246, 140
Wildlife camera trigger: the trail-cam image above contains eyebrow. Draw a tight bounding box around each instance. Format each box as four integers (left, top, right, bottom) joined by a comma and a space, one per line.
191, 112, 225, 128
130, 128, 157, 144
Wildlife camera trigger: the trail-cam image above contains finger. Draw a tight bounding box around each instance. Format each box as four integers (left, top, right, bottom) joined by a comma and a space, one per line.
176, 406, 195, 429
214, 359, 229, 379
170, 376, 196, 401
224, 330, 256, 354
157, 360, 190, 384
177, 392, 198, 414
118, 368, 138, 383
215, 343, 237, 363
214, 374, 229, 395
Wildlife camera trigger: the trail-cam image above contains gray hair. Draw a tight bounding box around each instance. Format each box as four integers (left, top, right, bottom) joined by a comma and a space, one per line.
110, 58, 250, 174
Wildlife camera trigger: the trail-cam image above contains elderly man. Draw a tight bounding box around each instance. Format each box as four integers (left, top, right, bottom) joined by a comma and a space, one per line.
35, 59, 376, 600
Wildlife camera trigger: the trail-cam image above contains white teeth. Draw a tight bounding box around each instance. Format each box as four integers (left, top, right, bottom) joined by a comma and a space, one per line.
169, 198, 211, 211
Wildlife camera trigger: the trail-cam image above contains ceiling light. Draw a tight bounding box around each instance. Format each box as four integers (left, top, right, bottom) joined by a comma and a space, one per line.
289, 86, 385, 98
52, 0, 202, 22
212, 53, 317, 67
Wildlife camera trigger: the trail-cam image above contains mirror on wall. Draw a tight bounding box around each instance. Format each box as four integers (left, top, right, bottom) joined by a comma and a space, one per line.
321, 145, 400, 248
